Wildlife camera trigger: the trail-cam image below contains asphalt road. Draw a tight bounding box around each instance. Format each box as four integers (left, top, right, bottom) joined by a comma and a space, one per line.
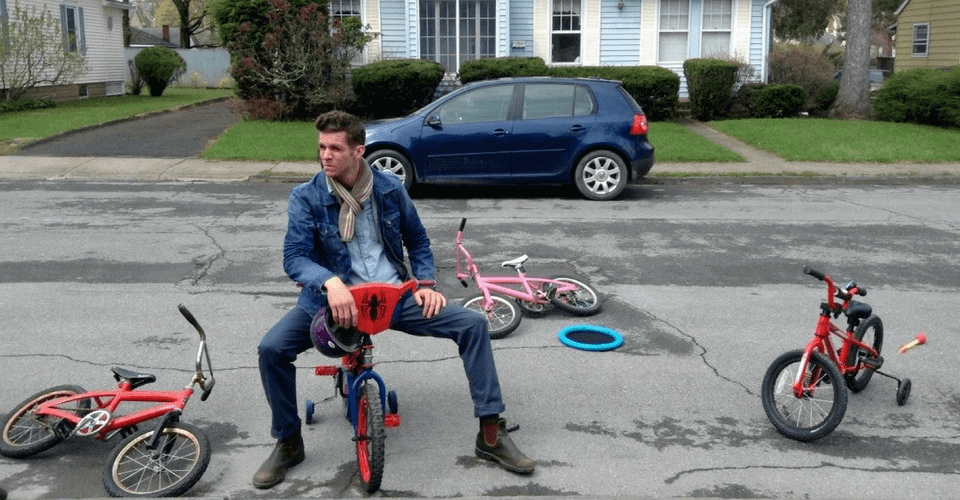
1, 181, 959, 500
16, 100, 241, 158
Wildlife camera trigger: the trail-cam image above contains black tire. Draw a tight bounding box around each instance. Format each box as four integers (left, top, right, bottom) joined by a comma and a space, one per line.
367, 149, 414, 191
761, 350, 847, 442
103, 422, 211, 497
844, 315, 883, 393
574, 150, 627, 201
897, 378, 912, 406
356, 383, 385, 494
548, 276, 602, 316
463, 294, 522, 339
1, 385, 88, 458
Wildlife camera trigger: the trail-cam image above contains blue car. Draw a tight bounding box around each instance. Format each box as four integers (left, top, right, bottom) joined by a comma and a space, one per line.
363, 77, 655, 201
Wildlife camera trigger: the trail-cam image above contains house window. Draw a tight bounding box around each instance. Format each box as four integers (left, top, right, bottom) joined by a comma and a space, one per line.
420, 0, 495, 73
912, 23, 929, 57
659, 0, 689, 62
701, 0, 731, 57
330, 0, 364, 64
60, 5, 86, 55
551, 0, 581, 63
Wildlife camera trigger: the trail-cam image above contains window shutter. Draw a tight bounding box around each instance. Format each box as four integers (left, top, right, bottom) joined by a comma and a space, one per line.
78, 7, 86, 55
60, 4, 69, 51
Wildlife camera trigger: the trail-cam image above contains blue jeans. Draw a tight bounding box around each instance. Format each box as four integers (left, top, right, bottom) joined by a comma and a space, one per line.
258, 296, 505, 440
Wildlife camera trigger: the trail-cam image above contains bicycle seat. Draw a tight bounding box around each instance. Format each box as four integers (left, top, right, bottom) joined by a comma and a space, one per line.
112, 367, 157, 389
844, 300, 872, 321
501, 255, 529, 269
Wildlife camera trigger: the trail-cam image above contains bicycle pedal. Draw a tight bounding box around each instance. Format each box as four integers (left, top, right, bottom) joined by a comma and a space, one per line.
862, 356, 884, 370
315, 365, 338, 376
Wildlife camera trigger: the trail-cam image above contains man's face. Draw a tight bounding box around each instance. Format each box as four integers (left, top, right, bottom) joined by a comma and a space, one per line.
318, 130, 365, 184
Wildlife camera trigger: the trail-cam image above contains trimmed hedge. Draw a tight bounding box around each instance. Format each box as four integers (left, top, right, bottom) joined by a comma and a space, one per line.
873, 67, 960, 127
752, 84, 806, 118
350, 59, 446, 119
459, 57, 549, 84
683, 58, 738, 121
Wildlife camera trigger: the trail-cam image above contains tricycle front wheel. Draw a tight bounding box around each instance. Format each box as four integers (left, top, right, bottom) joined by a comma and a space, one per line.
356, 383, 385, 493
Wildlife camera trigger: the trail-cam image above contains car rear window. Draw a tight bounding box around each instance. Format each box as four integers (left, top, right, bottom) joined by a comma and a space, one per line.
521, 84, 594, 119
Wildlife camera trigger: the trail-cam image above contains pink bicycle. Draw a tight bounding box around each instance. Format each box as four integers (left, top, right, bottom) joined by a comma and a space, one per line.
455, 218, 601, 338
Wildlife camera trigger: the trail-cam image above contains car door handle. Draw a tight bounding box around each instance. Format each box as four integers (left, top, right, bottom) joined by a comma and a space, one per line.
492, 129, 508, 137
569, 125, 585, 132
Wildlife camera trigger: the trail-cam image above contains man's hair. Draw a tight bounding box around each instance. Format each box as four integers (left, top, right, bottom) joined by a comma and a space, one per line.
314, 110, 365, 147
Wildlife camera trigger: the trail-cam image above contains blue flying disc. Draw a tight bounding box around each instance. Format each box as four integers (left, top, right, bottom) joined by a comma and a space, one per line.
558, 325, 623, 351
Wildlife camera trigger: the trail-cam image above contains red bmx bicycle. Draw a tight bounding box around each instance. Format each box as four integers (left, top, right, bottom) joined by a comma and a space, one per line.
0, 305, 216, 497
305, 279, 434, 493
761, 266, 919, 442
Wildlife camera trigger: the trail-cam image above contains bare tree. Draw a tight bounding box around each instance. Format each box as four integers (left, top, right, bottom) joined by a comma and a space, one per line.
830, 0, 872, 119
0, 2, 88, 102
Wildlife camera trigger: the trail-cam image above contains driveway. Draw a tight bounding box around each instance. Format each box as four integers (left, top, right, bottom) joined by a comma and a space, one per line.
17, 100, 241, 159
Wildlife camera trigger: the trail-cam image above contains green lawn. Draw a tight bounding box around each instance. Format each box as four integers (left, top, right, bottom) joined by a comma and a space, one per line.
710, 118, 960, 163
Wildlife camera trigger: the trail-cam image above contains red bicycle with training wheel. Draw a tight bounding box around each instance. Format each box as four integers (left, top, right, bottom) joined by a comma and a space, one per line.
0, 305, 216, 497
761, 266, 921, 442
305, 279, 434, 494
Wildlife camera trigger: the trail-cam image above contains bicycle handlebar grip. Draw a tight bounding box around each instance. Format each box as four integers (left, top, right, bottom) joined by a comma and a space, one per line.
417, 279, 437, 288
803, 266, 825, 281
178, 304, 201, 329
459, 218, 467, 231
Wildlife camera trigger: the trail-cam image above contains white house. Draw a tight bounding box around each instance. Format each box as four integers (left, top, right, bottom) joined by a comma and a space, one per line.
1, 0, 135, 101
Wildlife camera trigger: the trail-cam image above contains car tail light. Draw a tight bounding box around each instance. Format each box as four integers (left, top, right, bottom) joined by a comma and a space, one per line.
629, 113, 649, 136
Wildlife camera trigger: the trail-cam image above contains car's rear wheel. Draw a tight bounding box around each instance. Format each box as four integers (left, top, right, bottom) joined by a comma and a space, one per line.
574, 150, 627, 201
366, 150, 414, 190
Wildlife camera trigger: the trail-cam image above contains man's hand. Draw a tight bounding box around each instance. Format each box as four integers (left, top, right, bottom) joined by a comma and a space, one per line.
414, 288, 447, 318
324, 277, 358, 328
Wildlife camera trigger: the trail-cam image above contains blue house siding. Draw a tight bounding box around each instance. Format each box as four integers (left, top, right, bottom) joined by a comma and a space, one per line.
600, 0, 641, 64
509, 0, 535, 57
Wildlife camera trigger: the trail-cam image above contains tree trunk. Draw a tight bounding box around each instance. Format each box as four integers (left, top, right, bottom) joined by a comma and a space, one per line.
830, 0, 873, 119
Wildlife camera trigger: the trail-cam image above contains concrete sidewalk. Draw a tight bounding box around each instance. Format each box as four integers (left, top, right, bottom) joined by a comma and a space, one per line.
2, 120, 959, 183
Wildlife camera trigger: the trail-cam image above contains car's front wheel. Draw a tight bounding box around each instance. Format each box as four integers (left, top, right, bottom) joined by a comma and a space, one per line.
574, 150, 627, 201
366, 150, 414, 190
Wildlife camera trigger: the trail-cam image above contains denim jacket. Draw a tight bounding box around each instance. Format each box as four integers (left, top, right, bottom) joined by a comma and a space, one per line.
283, 168, 436, 316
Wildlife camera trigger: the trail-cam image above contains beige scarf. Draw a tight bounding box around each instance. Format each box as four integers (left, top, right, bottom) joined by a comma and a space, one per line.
329, 162, 374, 242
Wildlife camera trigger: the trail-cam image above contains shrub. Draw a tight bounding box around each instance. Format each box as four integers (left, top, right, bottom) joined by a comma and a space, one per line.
813, 80, 840, 113
752, 84, 806, 118
683, 58, 738, 121
768, 44, 834, 110
351, 59, 446, 118
0, 98, 55, 114
874, 67, 960, 127
459, 57, 548, 84
134, 47, 187, 97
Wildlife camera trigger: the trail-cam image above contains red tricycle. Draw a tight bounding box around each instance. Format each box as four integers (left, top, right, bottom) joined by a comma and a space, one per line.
304, 279, 434, 493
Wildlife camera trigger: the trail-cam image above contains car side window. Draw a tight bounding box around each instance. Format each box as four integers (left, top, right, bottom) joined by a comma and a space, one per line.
521, 84, 595, 120
436, 85, 514, 124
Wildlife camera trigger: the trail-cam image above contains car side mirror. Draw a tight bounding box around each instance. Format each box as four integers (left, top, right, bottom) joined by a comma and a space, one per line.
427, 114, 442, 127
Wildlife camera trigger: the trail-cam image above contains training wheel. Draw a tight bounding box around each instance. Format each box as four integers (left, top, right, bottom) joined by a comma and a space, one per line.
896, 378, 912, 406
305, 399, 316, 424
388, 390, 399, 414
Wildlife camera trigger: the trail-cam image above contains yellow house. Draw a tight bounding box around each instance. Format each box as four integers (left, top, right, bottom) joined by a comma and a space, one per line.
893, 0, 960, 71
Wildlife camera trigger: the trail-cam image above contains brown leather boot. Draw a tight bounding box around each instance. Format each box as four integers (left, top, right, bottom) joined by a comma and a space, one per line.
252, 429, 305, 489
475, 418, 535, 474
